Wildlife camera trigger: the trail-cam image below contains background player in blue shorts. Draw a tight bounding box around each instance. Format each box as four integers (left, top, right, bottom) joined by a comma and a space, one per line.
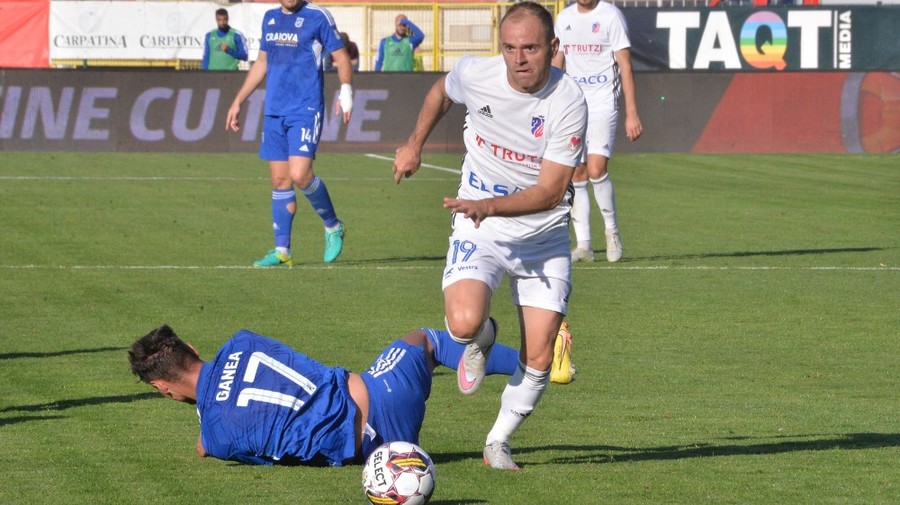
128, 325, 520, 466
226, 0, 354, 267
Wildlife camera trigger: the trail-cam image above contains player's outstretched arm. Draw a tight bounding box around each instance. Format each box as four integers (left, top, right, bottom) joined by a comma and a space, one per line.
393, 76, 453, 184
226, 50, 268, 132
332, 47, 354, 125
615, 48, 643, 142
443, 159, 574, 227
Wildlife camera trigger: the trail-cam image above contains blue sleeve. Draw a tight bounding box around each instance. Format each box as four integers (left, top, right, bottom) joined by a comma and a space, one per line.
374, 38, 386, 72
228, 31, 248, 62
201, 32, 210, 70
318, 9, 344, 54
260, 15, 272, 53
403, 19, 425, 49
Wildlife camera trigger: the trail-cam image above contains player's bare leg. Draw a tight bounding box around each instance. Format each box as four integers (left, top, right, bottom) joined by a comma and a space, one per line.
444, 279, 495, 395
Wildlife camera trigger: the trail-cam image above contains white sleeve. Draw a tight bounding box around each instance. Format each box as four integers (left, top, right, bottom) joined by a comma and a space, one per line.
608, 8, 632, 52
543, 87, 588, 168
443, 56, 473, 105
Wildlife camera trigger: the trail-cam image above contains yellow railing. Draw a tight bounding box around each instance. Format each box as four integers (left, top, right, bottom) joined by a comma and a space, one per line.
328, 2, 563, 71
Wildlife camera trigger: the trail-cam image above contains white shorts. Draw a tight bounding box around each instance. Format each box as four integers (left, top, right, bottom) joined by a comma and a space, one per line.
441, 229, 572, 315
583, 108, 619, 161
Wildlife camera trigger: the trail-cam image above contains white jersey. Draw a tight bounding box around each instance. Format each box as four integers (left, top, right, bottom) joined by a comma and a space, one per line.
444, 55, 587, 242
555, 1, 631, 111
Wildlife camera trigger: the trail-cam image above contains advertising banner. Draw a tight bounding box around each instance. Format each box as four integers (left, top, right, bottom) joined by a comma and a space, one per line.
0, 71, 466, 153
0, 70, 896, 154
624, 6, 900, 72
692, 72, 899, 153
0, 1, 50, 68
49, 2, 268, 61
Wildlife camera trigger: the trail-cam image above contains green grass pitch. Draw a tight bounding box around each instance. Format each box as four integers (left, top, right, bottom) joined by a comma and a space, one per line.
0, 152, 898, 504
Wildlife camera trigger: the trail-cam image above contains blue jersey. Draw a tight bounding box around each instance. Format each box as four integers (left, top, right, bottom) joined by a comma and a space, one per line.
260, 3, 343, 117
195, 330, 358, 466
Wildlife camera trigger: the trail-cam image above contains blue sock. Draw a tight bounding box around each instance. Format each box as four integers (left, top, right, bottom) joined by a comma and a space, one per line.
299, 176, 339, 228
424, 328, 518, 376
272, 189, 296, 250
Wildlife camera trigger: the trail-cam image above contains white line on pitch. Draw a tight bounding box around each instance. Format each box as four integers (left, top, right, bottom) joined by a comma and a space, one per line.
0, 265, 895, 271
365, 154, 461, 175
0, 175, 450, 182
0, 176, 267, 181
576, 266, 898, 271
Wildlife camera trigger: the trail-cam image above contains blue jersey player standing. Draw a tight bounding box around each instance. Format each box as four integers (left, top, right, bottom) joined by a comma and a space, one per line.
128, 325, 522, 466
226, 0, 353, 267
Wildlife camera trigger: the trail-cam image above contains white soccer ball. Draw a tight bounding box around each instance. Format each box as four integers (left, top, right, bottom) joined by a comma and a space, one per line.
362, 441, 436, 505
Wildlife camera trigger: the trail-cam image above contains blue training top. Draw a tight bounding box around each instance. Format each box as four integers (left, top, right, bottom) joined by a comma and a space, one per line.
196, 330, 358, 466
260, 2, 344, 116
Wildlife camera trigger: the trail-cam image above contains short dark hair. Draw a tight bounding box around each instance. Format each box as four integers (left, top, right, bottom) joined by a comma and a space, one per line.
500, 2, 555, 44
129, 324, 200, 383
215, 8, 228, 17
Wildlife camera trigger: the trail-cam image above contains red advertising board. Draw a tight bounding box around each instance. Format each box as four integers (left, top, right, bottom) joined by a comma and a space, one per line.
0, 0, 50, 68
694, 73, 899, 153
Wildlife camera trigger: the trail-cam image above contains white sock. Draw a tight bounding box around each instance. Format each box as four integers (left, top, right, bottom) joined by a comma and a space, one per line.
275, 246, 290, 255
445, 316, 494, 346
590, 174, 618, 231
571, 181, 591, 249
485, 362, 549, 444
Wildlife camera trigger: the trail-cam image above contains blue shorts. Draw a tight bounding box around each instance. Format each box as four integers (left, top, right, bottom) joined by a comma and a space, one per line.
359, 340, 432, 461
260, 112, 322, 161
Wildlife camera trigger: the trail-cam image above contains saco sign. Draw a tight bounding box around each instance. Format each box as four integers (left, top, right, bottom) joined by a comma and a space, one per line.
657, 9, 852, 71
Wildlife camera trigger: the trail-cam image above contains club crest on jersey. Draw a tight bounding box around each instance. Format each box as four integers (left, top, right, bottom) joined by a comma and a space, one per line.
592, 22, 601, 34
531, 115, 545, 138
295, 18, 304, 28
567, 136, 582, 153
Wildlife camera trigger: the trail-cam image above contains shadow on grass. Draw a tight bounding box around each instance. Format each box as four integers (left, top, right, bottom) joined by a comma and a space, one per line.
429, 500, 487, 505
0, 415, 66, 427
0, 392, 159, 414
624, 247, 884, 263
0, 346, 127, 360
431, 433, 899, 467
551, 433, 899, 465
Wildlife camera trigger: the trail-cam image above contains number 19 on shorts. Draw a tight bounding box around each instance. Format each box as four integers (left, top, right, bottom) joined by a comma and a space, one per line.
450, 239, 476, 264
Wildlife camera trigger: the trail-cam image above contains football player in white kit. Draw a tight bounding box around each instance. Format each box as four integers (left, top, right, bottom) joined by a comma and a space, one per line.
553, 0, 643, 262
393, 2, 587, 470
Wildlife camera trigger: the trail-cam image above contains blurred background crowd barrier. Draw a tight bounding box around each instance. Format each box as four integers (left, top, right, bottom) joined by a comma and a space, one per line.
0, 1, 897, 153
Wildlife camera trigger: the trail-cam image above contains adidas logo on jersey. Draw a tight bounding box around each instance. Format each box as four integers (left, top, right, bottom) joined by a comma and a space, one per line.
565, 25, 572, 31
268, 18, 275, 25
477, 105, 493, 118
